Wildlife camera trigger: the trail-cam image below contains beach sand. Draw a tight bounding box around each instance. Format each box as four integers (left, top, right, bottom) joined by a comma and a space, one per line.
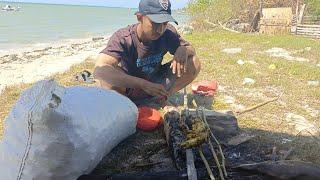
0, 36, 109, 94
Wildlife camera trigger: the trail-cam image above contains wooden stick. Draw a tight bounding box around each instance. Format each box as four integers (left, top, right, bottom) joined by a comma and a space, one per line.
298, 4, 306, 24
295, 0, 299, 34
204, 20, 218, 27
208, 140, 225, 180
271, 146, 277, 161
236, 97, 279, 115
134, 161, 163, 167
201, 107, 228, 177
186, 149, 198, 180
199, 148, 215, 180
183, 88, 198, 180
218, 21, 241, 33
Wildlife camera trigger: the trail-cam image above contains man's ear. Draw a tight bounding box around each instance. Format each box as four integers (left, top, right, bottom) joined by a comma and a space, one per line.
136, 13, 143, 22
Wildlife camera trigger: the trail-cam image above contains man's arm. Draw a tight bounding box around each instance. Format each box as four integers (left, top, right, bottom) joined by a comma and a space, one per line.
93, 54, 168, 97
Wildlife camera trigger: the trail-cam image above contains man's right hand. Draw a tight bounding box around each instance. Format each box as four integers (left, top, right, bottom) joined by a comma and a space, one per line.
142, 81, 168, 97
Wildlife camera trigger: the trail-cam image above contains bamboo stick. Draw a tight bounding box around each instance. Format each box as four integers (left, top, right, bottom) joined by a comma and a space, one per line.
208, 140, 225, 180
236, 97, 279, 115
201, 107, 228, 177
199, 148, 215, 180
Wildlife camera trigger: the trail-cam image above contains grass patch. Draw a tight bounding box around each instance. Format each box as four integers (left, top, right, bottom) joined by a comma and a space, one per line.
0, 31, 319, 164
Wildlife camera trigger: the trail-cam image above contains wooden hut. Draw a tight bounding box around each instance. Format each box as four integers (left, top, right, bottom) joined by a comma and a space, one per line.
259, 7, 293, 34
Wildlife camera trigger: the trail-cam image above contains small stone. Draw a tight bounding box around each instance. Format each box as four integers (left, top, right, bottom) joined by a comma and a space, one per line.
305, 47, 312, 51
247, 60, 258, 65
285, 113, 318, 134
303, 104, 319, 117
229, 152, 241, 159
281, 138, 293, 144
92, 37, 104, 41
224, 96, 235, 104
237, 59, 245, 65
222, 48, 242, 54
243, 78, 255, 85
308, 80, 319, 87
266, 47, 309, 62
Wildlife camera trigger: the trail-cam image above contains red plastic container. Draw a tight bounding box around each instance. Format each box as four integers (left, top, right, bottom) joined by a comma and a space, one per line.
191, 80, 218, 96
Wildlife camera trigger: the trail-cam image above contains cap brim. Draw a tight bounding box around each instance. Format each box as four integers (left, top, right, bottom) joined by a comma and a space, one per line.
147, 14, 178, 25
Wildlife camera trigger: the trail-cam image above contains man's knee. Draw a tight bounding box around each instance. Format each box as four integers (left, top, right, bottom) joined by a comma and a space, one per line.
187, 55, 201, 78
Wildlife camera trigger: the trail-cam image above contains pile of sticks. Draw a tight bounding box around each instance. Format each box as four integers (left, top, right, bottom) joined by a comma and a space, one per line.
164, 87, 231, 180
164, 107, 229, 180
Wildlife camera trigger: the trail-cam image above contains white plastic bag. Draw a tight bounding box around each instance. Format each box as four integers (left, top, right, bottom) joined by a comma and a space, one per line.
0, 79, 138, 180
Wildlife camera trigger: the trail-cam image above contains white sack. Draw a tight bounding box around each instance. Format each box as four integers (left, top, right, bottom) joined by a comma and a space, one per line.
0, 79, 138, 180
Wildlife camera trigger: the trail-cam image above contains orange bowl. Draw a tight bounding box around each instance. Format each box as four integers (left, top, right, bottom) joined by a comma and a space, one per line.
137, 107, 162, 131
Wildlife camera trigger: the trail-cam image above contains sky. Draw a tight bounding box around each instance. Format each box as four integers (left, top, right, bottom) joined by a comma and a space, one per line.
7, 0, 190, 9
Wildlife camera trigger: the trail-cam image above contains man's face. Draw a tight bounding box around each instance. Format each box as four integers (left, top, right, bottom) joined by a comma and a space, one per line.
140, 15, 168, 41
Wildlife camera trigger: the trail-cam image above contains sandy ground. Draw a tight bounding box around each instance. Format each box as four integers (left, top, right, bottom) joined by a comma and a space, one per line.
0, 37, 109, 94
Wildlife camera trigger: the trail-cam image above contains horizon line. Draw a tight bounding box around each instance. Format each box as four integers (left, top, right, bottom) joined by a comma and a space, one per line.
0, 1, 138, 9
0, 1, 185, 9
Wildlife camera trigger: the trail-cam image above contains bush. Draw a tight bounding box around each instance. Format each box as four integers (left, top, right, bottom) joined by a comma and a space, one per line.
186, 0, 320, 30
186, 0, 245, 30
305, 0, 320, 17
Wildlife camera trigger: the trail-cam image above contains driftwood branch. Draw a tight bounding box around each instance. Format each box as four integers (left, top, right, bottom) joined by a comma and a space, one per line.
204, 20, 218, 27
218, 21, 241, 33
236, 97, 279, 115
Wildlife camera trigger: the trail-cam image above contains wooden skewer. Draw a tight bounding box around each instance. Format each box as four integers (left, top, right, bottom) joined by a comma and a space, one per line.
201, 107, 228, 177
208, 139, 225, 180
199, 148, 215, 180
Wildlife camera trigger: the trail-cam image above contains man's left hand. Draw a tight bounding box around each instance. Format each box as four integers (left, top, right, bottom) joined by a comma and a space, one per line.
171, 46, 188, 78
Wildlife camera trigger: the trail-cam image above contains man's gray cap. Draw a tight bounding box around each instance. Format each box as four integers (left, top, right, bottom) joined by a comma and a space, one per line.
137, 0, 178, 25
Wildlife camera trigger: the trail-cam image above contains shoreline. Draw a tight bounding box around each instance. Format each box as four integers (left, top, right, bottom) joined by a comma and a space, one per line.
0, 36, 110, 94
0, 36, 110, 56
0, 22, 189, 95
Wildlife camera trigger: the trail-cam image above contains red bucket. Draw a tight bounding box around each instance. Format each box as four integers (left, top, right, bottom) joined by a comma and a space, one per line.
192, 80, 218, 96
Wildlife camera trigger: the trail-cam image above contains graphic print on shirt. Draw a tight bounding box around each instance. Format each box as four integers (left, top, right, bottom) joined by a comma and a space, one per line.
136, 53, 163, 75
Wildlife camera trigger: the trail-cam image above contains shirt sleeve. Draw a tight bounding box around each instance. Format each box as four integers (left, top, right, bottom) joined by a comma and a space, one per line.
100, 31, 124, 61
166, 24, 190, 55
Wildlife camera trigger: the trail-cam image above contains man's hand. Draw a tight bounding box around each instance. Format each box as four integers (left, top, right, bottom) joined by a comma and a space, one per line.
143, 81, 168, 97
171, 46, 188, 78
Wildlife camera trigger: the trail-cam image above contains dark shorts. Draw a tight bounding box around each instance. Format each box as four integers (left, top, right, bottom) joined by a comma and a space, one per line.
126, 62, 176, 107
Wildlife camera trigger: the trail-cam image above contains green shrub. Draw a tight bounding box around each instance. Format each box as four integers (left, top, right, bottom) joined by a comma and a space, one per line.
186, 0, 245, 30
186, 0, 319, 31
305, 0, 320, 17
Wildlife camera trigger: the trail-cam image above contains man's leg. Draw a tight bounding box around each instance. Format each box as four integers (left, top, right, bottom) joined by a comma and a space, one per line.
168, 55, 201, 95
95, 66, 154, 106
